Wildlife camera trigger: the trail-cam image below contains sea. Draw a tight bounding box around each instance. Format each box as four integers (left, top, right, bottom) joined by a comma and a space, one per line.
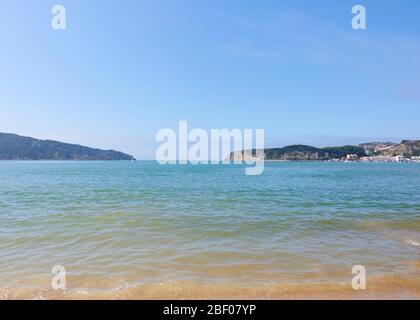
0, 161, 419, 299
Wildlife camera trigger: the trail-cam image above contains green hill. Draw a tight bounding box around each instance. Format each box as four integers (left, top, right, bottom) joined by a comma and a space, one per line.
0, 132, 135, 160
231, 144, 367, 161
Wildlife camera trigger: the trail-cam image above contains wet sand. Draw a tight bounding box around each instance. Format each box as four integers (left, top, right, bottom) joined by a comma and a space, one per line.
1, 275, 419, 300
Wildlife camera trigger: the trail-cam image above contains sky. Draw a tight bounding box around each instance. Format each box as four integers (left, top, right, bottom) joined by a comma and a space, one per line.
0, 0, 419, 159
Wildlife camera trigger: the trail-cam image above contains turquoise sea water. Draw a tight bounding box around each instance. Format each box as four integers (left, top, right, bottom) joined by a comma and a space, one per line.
0, 161, 419, 298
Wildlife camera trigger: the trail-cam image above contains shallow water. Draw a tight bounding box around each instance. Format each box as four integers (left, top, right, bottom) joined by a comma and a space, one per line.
0, 161, 419, 299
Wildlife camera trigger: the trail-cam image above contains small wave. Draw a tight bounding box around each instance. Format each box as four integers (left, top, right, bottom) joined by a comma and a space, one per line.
406, 240, 420, 247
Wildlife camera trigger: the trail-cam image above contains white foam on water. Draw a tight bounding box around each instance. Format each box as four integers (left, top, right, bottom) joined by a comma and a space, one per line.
406, 240, 420, 247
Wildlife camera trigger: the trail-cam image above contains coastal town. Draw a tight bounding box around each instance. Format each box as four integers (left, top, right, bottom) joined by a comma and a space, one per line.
230, 140, 420, 163
338, 154, 420, 163
344, 140, 420, 163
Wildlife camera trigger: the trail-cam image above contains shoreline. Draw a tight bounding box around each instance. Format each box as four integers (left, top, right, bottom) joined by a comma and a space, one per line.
2, 278, 419, 300
0, 283, 420, 300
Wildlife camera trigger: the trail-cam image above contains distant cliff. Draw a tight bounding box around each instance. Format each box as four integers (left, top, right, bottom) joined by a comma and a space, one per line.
374, 140, 420, 157
230, 145, 367, 161
0, 133, 135, 160
359, 142, 398, 154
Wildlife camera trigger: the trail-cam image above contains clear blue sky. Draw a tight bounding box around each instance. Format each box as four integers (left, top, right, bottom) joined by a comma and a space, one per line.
1, 0, 419, 159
